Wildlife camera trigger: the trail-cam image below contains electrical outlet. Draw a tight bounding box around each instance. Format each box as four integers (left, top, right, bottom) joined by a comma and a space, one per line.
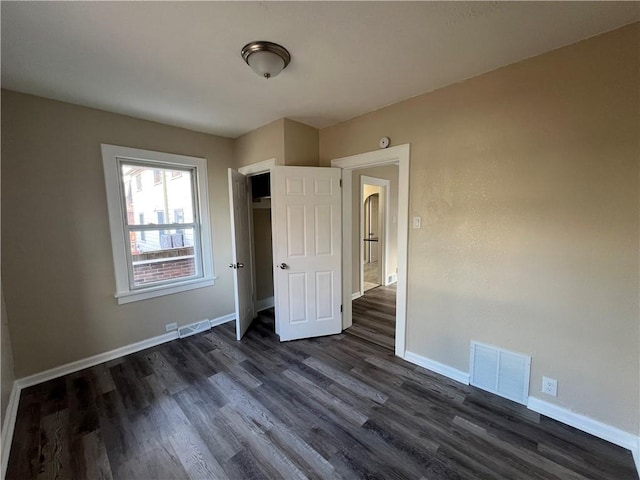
542, 376, 558, 397
165, 322, 178, 332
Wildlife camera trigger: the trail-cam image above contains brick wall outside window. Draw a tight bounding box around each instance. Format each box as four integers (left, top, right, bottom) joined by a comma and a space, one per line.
132, 246, 196, 285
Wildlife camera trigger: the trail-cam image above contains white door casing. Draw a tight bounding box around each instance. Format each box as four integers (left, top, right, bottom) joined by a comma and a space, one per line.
331, 144, 410, 358
272, 166, 342, 341
228, 169, 255, 340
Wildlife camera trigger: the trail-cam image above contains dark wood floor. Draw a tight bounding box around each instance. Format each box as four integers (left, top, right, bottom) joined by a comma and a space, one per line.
351, 284, 396, 351
7, 307, 637, 479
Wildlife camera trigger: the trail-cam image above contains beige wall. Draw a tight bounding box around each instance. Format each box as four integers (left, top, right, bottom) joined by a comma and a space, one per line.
234, 117, 319, 169
321, 23, 640, 434
234, 118, 285, 168
1, 288, 15, 424
252, 207, 274, 301
283, 119, 319, 167
352, 165, 399, 293
1, 90, 237, 377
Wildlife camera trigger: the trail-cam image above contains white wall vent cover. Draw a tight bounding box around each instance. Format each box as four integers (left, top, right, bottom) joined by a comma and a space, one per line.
470, 341, 531, 405
178, 319, 211, 339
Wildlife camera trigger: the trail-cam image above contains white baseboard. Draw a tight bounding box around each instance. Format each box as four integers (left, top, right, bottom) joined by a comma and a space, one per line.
403, 350, 470, 385
527, 396, 640, 470
209, 313, 236, 328
18, 330, 179, 389
255, 297, 274, 312
385, 273, 397, 286
351, 292, 362, 301
403, 352, 640, 476
18, 312, 235, 389
1, 312, 236, 479
1, 381, 20, 480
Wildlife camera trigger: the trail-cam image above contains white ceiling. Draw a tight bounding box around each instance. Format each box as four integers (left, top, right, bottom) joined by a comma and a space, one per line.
2, 2, 638, 138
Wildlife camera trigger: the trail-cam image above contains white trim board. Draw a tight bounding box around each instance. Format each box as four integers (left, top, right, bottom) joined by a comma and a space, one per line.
527, 397, 640, 472
238, 158, 276, 176
351, 292, 362, 301
255, 296, 275, 312
404, 350, 470, 385
18, 331, 178, 389
17, 312, 235, 389
209, 313, 236, 328
1, 381, 19, 480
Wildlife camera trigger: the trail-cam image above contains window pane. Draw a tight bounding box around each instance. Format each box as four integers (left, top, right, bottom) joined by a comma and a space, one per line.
130, 228, 197, 286
121, 164, 195, 225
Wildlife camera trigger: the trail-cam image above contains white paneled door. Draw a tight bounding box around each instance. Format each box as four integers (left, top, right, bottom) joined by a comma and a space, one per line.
272, 166, 342, 341
228, 169, 255, 340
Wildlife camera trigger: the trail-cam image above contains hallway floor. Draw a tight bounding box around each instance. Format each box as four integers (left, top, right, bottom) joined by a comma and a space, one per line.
350, 284, 396, 351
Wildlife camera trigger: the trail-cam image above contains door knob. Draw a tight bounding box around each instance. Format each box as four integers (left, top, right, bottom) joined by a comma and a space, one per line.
278, 263, 288, 269
237, 262, 245, 268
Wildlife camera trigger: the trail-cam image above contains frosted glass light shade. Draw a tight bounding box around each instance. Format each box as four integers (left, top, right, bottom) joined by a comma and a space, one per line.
241, 41, 291, 79
247, 50, 285, 79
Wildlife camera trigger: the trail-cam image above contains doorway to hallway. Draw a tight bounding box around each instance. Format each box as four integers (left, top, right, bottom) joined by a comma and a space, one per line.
349, 284, 397, 351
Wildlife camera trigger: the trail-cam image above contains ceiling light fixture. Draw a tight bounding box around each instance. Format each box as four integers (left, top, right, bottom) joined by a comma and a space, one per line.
241, 41, 291, 79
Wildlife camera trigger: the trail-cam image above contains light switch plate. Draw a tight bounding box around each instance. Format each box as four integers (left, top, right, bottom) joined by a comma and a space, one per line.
412, 216, 422, 229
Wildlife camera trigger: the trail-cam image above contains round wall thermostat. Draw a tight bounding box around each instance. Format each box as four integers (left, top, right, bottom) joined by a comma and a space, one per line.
379, 136, 390, 149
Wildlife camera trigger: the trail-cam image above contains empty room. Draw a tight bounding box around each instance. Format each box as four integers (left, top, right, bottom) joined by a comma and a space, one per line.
1, 2, 639, 479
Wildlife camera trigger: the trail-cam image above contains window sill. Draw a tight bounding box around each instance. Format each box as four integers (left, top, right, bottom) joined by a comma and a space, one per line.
115, 277, 215, 304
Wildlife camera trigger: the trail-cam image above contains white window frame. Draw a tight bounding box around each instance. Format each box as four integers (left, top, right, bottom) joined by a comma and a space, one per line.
102, 144, 215, 304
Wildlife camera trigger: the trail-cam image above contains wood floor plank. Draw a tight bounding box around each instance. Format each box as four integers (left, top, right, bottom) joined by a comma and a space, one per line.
264, 424, 338, 480
6, 392, 42, 480
282, 368, 369, 427
221, 448, 270, 480
113, 444, 188, 480
171, 388, 242, 464
218, 405, 308, 480
37, 409, 71, 480
81, 430, 113, 480
167, 424, 229, 480
303, 356, 388, 404
5, 287, 637, 480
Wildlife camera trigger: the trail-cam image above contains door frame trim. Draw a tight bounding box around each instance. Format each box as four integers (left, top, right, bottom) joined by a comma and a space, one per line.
238, 158, 276, 176
331, 144, 410, 357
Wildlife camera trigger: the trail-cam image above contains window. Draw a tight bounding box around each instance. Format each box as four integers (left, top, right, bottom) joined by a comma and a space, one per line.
138, 214, 146, 241
135, 173, 142, 191
174, 209, 185, 235
156, 211, 166, 235
171, 170, 182, 179
101, 144, 214, 304
153, 169, 162, 185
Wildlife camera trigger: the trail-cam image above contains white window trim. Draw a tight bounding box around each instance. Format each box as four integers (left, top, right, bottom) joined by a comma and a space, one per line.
101, 144, 215, 304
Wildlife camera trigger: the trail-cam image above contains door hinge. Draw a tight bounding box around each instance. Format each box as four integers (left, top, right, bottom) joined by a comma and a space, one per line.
339, 179, 342, 188
340, 304, 343, 312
